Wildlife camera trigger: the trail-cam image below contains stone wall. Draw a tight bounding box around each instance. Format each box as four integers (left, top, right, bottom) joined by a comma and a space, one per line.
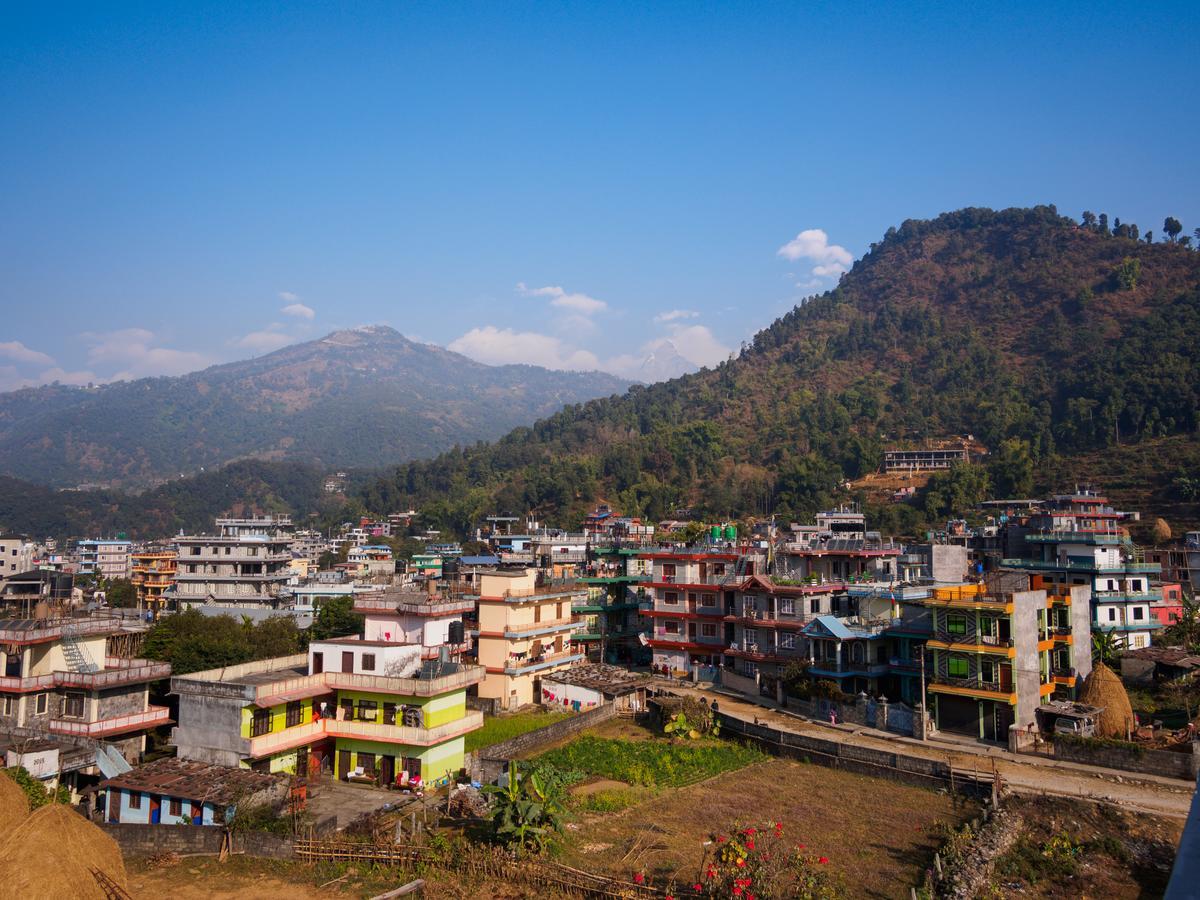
98, 683, 149, 718
102, 823, 297, 859
468, 704, 617, 783
784, 695, 920, 737
1053, 736, 1199, 781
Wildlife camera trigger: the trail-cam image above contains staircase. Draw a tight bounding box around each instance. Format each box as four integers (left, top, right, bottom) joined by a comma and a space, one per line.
61, 624, 100, 673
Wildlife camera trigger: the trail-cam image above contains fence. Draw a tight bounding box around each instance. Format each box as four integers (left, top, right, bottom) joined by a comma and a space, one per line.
468, 704, 617, 783
1053, 735, 1200, 781
293, 838, 663, 899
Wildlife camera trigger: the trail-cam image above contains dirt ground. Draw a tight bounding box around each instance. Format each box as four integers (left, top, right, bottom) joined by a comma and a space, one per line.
558, 756, 978, 900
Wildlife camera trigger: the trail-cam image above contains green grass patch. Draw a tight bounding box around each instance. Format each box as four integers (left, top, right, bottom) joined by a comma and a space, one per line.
571, 787, 645, 813
534, 734, 765, 788
465, 709, 574, 753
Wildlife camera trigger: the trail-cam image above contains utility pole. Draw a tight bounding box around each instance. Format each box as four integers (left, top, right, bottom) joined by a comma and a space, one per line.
919, 643, 928, 740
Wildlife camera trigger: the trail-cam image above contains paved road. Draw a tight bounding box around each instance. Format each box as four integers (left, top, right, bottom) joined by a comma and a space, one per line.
670, 683, 1196, 820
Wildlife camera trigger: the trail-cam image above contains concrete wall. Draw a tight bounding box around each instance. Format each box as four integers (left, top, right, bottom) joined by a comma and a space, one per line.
172, 691, 249, 767
98, 683, 149, 718
1054, 736, 1199, 781
1012, 590, 1042, 730
1069, 585, 1093, 682
468, 704, 617, 783
102, 823, 296, 859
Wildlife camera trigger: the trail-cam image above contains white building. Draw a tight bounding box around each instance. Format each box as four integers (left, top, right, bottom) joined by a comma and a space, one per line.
170, 517, 293, 609
76, 539, 132, 580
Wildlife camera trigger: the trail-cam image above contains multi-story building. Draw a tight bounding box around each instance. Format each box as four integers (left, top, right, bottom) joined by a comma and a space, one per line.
0, 536, 35, 577
354, 584, 475, 660
723, 575, 842, 681
474, 569, 585, 709
576, 545, 650, 663
775, 508, 901, 584
0, 618, 171, 770
130, 548, 177, 618
642, 546, 764, 677
171, 644, 483, 786
1003, 490, 1162, 648
923, 576, 1091, 743
170, 516, 293, 609
76, 539, 132, 580
347, 544, 396, 579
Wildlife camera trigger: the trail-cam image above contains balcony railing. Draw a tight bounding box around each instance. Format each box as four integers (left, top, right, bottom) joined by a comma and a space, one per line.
57, 658, 172, 689
48, 705, 170, 737
0, 618, 124, 644
930, 675, 1008, 694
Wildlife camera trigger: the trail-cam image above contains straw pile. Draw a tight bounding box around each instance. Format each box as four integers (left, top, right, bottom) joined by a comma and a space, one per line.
0, 801, 128, 899
0, 771, 31, 840
1078, 662, 1135, 739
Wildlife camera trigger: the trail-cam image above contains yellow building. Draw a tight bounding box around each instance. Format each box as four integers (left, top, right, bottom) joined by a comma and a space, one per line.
130, 549, 177, 617
475, 569, 585, 709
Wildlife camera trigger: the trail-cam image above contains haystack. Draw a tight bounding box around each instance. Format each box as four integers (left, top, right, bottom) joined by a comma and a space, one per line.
0, 802, 128, 900
1078, 662, 1135, 739
0, 770, 31, 839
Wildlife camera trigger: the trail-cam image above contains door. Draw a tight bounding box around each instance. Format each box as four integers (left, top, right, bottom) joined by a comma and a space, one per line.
380, 755, 394, 787
107, 794, 118, 824
192, 803, 203, 825
999, 663, 1013, 692
149, 795, 161, 824
342, 651, 354, 672
312, 652, 323, 674
338, 750, 351, 780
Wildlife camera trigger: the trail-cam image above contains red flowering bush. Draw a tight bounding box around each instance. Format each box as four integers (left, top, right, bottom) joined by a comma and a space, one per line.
692, 821, 844, 899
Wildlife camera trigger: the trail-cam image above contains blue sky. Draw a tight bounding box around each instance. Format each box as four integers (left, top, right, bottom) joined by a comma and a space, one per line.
1, 2, 1197, 388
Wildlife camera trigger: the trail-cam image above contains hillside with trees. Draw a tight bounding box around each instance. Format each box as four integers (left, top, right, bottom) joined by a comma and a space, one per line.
358, 206, 1200, 532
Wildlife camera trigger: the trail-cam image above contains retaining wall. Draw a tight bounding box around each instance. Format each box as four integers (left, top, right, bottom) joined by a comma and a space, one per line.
102, 823, 296, 859
468, 704, 617, 783
1054, 737, 1199, 781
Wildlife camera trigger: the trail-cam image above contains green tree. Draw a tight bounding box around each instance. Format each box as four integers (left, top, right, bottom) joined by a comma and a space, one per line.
1163, 216, 1183, 242
1092, 630, 1121, 667
1114, 256, 1141, 290
102, 578, 137, 608
308, 596, 364, 643
484, 761, 566, 854
3, 767, 69, 808
921, 463, 991, 519
987, 438, 1035, 498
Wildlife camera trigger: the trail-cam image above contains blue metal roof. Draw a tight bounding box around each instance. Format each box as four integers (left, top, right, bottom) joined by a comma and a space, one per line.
460, 555, 500, 565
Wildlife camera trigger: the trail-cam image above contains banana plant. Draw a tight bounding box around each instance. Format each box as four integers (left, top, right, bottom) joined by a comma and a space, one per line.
483, 761, 566, 854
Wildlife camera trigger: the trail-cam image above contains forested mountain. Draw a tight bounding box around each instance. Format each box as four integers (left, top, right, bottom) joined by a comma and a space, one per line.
357, 206, 1200, 532
0, 326, 630, 489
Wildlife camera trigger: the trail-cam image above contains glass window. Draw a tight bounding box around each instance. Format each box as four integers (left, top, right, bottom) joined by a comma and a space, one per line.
780, 633, 796, 650
251, 708, 272, 736
169, 798, 182, 816
700, 623, 717, 637
62, 692, 85, 718
357, 700, 378, 721
285, 701, 303, 728
1133, 607, 1145, 621
778, 598, 795, 615
665, 592, 679, 605
980, 660, 996, 682
35, 693, 47, 715
947, 614, 967, 635
128, 792, 142, 810
665, 621, 680, 634
361, 653, 376, 671
744, 628, 758, 645
948, 656, 968, 678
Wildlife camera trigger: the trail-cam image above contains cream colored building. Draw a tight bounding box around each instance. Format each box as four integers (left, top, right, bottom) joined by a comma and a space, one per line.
475, 569, 584, 709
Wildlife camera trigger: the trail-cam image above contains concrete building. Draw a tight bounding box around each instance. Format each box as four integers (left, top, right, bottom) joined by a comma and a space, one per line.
1003, 490, 1162, 649
130, 548, 177, 618
354, 584, 475, 660
346, 544, 396, 579
0, 617, 170, 768
0, 537, 35, 577
475, 569, 585, 709
723, 575, 845, 681
924, 576, 1092, 743
775, 508, 901, 584
883, 445, 971, 472
170, 516, 293, 609
576, 545, 650, 664
171, 646, 483, 787
76, 539, 132, 580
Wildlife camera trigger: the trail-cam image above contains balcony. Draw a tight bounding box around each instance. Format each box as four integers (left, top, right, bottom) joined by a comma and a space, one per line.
49, 705, 171, 737
928, 632, 1015, 655
499, 618, 580, 639
57, 658, 172, 689
502, 651, 585, 675
325, 710, 484, 746
928, 677, 1014, 701
1024, 530, 1123, 545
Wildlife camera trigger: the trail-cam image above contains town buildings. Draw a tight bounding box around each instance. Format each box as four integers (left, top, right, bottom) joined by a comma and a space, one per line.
0, 617, 170, 777
346, 544, 397, 579
0, 536, 35, 577
169, 516, 294, 609
577, 544, 650, 663
76, 539, 132, 580
355, 583, 475, 660
171, 644, 484, 785
474, 569, 585, 709
1002, 490, 1163, 648
102, 756, 288, 826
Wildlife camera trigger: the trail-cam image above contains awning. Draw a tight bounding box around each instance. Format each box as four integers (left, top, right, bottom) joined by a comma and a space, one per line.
253, 683, 334, 708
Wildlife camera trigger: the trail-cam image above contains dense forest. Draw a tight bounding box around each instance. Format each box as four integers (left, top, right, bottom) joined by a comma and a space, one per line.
356, 206, 1200, 533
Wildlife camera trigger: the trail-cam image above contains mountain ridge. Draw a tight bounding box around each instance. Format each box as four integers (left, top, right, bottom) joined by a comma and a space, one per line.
0, 325, 631, 489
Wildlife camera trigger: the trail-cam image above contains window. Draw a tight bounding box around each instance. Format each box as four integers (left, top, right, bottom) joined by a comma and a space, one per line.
744, 628, 758, 646
780, 633, 796, 650
357, 700, 378, 721
700, 623, 717, 638
701, 593, 716, 607
62, 691, 85, 718
979, 660, 996, 683
251, 708, 272, 736
948, 656, 968, 678
2, 696, 13, 716
664, 592, 679, 605
1133, 607, 1145, 621
128, 792, 142, 810
665, 621, 680, 635
35, 693, 47, 715
169, 798, 182, 817
978, 617, 997, 638
778, 598, 795, 616
361, 653, 376, 672
1107, 608, 1117, 622
285, 701, 303, 728
742, 661, 758, 677
946, 614, 967, 635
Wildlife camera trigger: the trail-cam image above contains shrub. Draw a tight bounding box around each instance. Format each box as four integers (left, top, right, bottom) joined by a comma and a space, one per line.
4, 767, 69, 809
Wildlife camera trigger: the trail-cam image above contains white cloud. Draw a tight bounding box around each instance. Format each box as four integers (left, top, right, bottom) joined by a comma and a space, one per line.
280, 292, 315, 320
81, 329, 212, 381
37, 366, 97, 386
654, 309, 699, 323
278, 291, 299, 303
777, 228, 853, 280
516, 282, 607, 316
234, 329, 295, 354
449, 326, 600, 371
659, 324, 730, 368
0, 341, 55, 367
